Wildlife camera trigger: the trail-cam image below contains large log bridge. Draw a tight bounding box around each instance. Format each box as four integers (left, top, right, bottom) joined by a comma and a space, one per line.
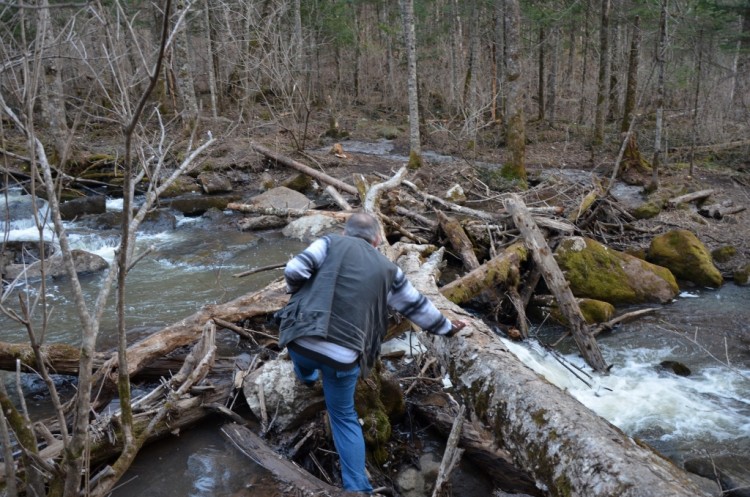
399, 249, 711, 497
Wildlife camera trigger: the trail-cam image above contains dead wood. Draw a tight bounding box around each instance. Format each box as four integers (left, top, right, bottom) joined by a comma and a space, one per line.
232, 262, 286, 278
439, 242, 527, 305
504, 194, 608, 373
436, 210, 480, 271
431, 404, 465, 497
221, 422, 360, 497
399, 248, 713, 497
668, 189, 715, 207
251, 142, 359, 196
324, 185, 352, 210
410, 391, 543, 496
592, 308, 659, 336
698, 202, 746, 219
226, 203, 351, 222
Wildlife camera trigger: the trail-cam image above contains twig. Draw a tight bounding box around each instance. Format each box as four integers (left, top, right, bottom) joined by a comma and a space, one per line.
232, 262, 286, 278
431, 404, 465, 497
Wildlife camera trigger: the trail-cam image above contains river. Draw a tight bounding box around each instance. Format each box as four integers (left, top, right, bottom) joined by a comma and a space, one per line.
2, 187, 749, 495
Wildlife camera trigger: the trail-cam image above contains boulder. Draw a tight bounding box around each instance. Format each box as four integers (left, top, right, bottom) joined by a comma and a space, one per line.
58, 195, 106, 221
734, 263, 750, 285
163, 193, 241, 216
76, 209, 176, 233
684, 455, 750, 497
197, 171, 233, 194
159, 175, 201, 198
647, 230, 723, 287
554, 236, 679, 305
245, 186, 312, 211
4, 249, 109, 281
282, 214, 340, 241
242, 359, 324, 432
1, 196, 48, 229
548, 297, 616, 324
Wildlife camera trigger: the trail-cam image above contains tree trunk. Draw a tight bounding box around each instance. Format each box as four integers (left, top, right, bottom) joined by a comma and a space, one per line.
537, 25, 546, 121
547, 25, 560, 124
398, 251, 713, 497
400, 0, 422, 167
174, 0, 199, 127
203, 0, 218, 118
651, 0, 667, 191
621, 15, 641, 133
593, 0, 611, 146
503, 0, 527, 184
436, 211, 480, 271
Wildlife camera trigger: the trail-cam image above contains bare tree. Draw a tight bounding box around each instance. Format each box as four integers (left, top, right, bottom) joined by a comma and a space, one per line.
651, 0, 668, 192
593, 0, 611, 145
621, 15, 641, 133
400, 0, 422, 168
502, 0, 527, 187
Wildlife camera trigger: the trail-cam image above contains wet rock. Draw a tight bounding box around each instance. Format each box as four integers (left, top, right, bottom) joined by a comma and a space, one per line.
711, 245, 737, 264
159, 175, 202, 198
1, 240, 57, 264
396, 453, 440, 497
4, 249, 109, 281
733, 263, 750, 286
197, 171, 233, 194
242, 359, 325, 432
282, 214, 340, 241
58, 195, 106, 221
647, 229, 723, 288
549, 298, 615, 324
554, 236, 679, 305
1, 196, 47, 228
281, 173, 314, 193
237, 215, 288, 231
163, 193, 241, 216
76, 209, 176, 233
245, 186, 312, 211
684, 455, 750, 497
658, 360, 691, 376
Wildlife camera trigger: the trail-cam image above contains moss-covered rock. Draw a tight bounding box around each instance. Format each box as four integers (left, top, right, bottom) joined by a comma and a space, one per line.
647, 230, 723, 288
376, 126, 401, 140
631, 201, 662, 220
711, 245, 737, 264
549, 298, 616, 325
734, 264, 750, 286
555, 237, 679, 305
282, 173, 314, 193
160, 175, 201, 198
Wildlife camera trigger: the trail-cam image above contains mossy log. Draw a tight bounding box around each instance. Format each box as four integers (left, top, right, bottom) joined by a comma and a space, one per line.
399, 249, 713, 497
439, 242, 527, 304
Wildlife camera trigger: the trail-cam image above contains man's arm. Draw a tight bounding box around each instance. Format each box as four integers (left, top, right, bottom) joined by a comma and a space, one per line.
284, 237, 330, 293
387, 268, 463, 335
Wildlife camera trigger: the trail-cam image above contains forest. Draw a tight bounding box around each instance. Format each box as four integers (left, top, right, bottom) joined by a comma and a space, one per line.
1, 0, 749, 496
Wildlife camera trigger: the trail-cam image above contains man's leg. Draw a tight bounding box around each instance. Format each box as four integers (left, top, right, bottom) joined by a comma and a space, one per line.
288, 348, 320, 386
319, 364, 372, 493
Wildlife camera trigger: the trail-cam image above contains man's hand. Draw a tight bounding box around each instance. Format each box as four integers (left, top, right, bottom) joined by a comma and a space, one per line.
445, 320, 467, 337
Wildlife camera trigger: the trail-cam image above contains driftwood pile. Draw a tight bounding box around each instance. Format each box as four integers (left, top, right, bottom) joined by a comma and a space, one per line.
0, 143, 718, 497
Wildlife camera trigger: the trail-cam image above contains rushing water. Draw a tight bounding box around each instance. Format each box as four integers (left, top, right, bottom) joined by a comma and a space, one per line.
3, 188, 750, 494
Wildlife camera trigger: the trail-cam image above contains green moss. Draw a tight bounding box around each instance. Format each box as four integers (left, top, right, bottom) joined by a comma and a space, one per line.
531, 408, 548, 427
647, 230, 723, 287
631, 201, 662, 219
499, 162, 528, 190
734, 264, 750, 285
407, 150, 423, 170
376, 126, 400, 140
549, 298, 615, 324
554, 474, 573, 497
711, 245, 737, 263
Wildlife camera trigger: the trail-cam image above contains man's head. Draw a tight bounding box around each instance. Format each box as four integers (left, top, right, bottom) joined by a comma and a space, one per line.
344, 212, 381, 246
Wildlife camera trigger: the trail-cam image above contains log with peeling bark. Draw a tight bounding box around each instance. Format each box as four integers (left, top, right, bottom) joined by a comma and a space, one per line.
436, 210, 480, 271
698, 202, 746, 219
504, 194, 608, 372
399, 248, 713, 497
667, 189, 715, 207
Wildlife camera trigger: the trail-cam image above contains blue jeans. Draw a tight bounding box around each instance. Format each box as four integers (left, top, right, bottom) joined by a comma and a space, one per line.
287, 348, 372, 493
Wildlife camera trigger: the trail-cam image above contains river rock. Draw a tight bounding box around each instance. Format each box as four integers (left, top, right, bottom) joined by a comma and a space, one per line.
684, 455, 750, 497
734, 263, 750, 285
163, 193, 241, 216
282, 214, 340, 241
1, 196, 47, 228
159, 175, 202, 198
647, 229, 723, 287
554, 236, 679, 305
197, 171, 233, 194
245, 186, 312, 211
58, 195, 106, 221
3, 249, 109, 281
242, 359, 324, 432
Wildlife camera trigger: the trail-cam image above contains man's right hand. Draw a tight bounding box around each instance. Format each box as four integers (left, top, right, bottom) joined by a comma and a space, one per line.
445, 320, 467, 337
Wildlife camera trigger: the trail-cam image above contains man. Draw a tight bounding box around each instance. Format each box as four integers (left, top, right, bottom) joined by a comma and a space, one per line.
277, 212, 465, 494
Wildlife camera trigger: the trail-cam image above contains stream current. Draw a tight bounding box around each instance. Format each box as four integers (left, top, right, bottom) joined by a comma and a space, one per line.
2, 187, 749, 496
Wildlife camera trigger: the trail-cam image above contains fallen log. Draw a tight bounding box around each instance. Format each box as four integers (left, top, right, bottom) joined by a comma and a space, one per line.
698, 202, 746, 219
436, 210, 480, 271
667, 189, 715, 208
221, 422, 360, 497
439, 242, 527, 305
251, 142, 359, 196
399, 248, 712, 497
504, 194, 608, 372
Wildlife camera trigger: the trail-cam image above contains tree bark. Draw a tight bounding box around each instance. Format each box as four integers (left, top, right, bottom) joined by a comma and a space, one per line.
651, 0, 668, 191
621, 15, 641, 133
436, 210, 480, 271
400, 0, 422, 166
503, 0, 527, 184
593, 0, 611, 146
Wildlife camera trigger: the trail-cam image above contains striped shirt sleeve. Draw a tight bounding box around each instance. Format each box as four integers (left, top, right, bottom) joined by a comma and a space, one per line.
284, 236, 330, 293
387, 267, 451, 335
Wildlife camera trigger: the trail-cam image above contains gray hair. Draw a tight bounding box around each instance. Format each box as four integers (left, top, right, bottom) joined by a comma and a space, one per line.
344, 212, 380, 244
